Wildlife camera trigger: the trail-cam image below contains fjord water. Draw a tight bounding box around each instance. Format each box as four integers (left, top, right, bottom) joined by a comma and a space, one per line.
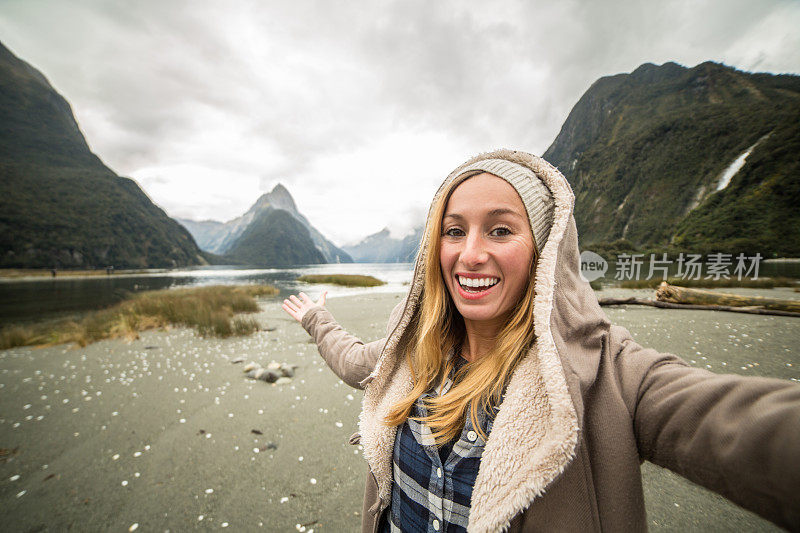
0, 263, 415, 327
2, 260, 798, 327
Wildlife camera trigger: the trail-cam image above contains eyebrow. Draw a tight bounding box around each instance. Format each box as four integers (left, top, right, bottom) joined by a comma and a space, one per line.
443, 208, 525, 220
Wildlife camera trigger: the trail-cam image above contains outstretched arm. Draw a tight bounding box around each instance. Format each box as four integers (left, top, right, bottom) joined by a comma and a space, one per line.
610, 324, 800, 529
283, 292, 385, 389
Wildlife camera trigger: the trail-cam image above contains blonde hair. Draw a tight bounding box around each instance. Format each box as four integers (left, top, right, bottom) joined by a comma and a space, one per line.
384, 174, 540, 444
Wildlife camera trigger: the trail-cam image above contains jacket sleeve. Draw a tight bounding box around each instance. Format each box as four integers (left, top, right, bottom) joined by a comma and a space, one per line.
299, 300, 407, 390
610, 324, 800, 530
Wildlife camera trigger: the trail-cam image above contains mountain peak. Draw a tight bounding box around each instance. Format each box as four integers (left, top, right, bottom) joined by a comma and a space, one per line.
266, 183, 297, 212
629, 61, 686, 83
250, 183, 297, 213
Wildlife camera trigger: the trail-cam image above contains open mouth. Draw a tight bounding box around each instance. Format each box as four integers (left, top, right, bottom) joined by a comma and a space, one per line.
457, 275, 500, 293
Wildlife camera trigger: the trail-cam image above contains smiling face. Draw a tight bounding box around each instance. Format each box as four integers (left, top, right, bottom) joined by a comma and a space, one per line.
439, 172, 535, 328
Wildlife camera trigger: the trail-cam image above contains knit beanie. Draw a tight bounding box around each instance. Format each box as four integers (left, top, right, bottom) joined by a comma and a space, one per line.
452, 158, 555, 254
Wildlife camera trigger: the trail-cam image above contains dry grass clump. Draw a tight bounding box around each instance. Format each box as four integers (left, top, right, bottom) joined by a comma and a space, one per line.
618, 276, 797, 289
0, 284, 278, 350
297, 274, 386, 287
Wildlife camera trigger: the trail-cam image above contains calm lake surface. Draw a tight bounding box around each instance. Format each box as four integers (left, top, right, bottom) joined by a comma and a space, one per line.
0, 263, 415, 327
1, 259, 798, 327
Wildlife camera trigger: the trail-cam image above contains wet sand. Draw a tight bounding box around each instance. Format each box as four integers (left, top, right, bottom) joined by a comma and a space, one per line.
1, 289, 798, 531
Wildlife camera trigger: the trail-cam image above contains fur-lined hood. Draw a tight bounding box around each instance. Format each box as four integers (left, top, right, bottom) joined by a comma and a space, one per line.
357, 149, 614, 532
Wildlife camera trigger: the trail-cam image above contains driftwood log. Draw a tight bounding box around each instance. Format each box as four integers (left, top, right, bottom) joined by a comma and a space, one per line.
656, 282, 800, 313
597, 282, 800, 318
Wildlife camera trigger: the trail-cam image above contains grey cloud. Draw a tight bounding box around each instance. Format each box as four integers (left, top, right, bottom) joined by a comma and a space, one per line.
1, 0, 798, 235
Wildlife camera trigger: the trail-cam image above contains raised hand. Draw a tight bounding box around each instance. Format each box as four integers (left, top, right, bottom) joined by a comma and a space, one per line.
282, 291, 328, 323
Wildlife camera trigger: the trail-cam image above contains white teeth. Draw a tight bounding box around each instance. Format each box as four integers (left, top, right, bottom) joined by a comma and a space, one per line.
458, 276, 499, 289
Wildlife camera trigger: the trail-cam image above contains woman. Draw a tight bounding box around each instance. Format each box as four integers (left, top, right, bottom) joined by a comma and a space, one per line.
283, 150, 800, 532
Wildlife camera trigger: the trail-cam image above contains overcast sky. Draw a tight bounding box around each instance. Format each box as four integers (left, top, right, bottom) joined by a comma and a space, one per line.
2, 0, 799, 245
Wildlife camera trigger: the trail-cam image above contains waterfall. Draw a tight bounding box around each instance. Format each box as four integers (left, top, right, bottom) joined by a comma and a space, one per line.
715, 132, 772, 191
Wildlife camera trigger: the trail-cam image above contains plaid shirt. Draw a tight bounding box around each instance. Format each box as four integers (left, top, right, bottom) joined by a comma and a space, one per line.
382, 356, 498, 532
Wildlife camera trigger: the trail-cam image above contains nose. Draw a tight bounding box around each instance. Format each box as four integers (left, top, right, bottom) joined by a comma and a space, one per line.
460, 231, 488, 268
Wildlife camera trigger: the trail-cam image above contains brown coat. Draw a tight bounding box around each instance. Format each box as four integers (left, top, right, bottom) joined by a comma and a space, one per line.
302, 150, 800, 532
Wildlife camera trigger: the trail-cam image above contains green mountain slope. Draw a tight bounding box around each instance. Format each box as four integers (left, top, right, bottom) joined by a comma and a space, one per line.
543, 61, 800, 257
224, 209, 325, 267
0, 42, 205, 268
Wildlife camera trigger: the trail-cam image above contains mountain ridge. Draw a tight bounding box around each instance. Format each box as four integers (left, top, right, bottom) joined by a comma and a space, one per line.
543, 60, 800, 256
342, 226, 422, 263
0, 41, 206, 269
178, 183, 353, 265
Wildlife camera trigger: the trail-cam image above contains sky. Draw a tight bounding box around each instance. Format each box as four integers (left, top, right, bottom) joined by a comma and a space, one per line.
1, 0, 799, 246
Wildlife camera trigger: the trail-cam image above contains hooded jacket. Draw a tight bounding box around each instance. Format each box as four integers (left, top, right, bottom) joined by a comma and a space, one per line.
301, 149, 800, 532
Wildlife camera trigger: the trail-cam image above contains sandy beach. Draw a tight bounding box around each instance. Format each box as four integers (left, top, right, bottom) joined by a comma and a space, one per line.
1, 289, 798, 531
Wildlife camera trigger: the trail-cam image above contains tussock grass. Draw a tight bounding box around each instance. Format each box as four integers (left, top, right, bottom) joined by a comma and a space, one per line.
0, 284, 278, 350
297, 274, 386, 287
618, 276, 797, 289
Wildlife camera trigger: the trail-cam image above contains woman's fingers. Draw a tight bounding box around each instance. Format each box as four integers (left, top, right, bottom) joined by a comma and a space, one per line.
281, 301, 301, 322
282, 292, 327, 324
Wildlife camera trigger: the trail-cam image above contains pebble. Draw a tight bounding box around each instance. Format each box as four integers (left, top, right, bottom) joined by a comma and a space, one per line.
279, 363, 295, 377
129, 523, 139, 532
260, 370, 280, 383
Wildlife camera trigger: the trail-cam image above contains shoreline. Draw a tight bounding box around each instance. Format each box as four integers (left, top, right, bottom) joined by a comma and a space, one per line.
0, 268, 178, 283
2, 259, 800, 283
0, 291, 795, 531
